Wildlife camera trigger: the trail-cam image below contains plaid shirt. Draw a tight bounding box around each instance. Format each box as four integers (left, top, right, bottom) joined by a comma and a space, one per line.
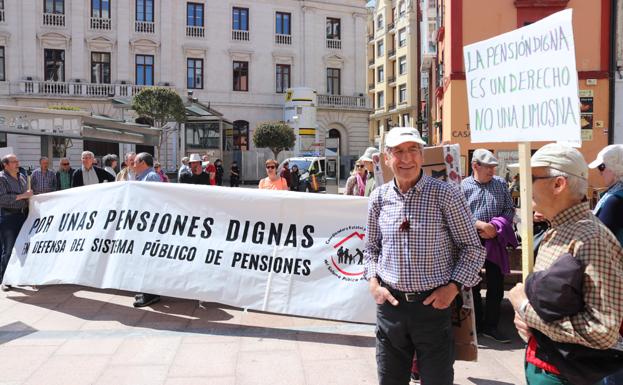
461, 176, 515, 223
524, 202, 623, 349
0, 171, 28, 210
364, 175, 485, 292
31, 168, 57, 194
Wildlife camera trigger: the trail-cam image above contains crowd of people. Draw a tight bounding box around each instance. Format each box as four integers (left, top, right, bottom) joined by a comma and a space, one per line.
0, 128, 622, 384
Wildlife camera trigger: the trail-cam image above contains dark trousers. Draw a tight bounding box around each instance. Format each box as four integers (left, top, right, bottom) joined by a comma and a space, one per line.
472, 260, 505, 332
0, 213, 26, 282
230, 177, 239, 187
376, 295, 454, 385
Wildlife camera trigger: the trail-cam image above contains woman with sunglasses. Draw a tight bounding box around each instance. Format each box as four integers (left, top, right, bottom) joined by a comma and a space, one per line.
344, 161, 367, 196
258, 159, 288, 190
588, 145, 623, 385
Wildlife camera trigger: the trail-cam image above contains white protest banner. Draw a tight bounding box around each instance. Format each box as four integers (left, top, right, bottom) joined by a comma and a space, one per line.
3, 182, 375, 323
464, 9, 580, 143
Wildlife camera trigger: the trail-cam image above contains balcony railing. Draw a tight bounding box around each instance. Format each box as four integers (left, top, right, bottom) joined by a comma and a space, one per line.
317, 94, 369, 110
388, 103, 396, 111
10, 81, 172, 98
326, 39, 341, 50
275, 33, 291, 45
43, 12, 65, 27
186, 25, 205, 38
387, 22, 395, 31
232, 30, 249, 41
0, 9, 5, 23
368, 83, 375, 91
388, 48, 396, 58
368, 58, 375, 66
367, 34, 374, 42
135, 20, 155, 33
388, 76, 396, 84
90, 17, 111, 30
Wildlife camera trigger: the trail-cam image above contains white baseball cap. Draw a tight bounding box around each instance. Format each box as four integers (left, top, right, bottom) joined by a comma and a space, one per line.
385, 127, 426, 148
472, 149, 499, 166
588, 145, 623, 171
359, 147, 379, 162
530, 143, 588, 180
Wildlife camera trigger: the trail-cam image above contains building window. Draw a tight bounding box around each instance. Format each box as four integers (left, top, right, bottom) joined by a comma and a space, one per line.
187, 58, 203, 89
233, 60, 248, 91
0, 133, 6, 148
399, 1, 406, 17
233, 120, 249, 151
233, 7, 249, 31
377, 40, 384, 57
276, 12, 290, 35
377, 91, 384, 109
187, 2, 204, 26
399, 84, 407, 103
398, 28, 407, 47
135, 54, 154, 85
377, 14, 383, 29
45, 0, 64, 14
327, 67, 340, 95
377, 66, 384, 83
186, 121, 220, 149
326, 18, 341, 40
398, 56, 407, 74
44, 49, 65, 81
276, 64, 290, 93
91, 0, 110, 18
136, 0, 153, 22
402, 113, 410, 126
0, 47, 4, 81
91, 52, 111, 84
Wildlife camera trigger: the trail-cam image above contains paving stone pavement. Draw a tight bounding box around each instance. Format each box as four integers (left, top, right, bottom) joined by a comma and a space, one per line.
0, 285, 526, 385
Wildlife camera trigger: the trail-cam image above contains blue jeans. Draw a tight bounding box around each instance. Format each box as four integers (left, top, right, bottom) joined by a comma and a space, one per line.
603, 369, 623, 385
0, 213, 26, 283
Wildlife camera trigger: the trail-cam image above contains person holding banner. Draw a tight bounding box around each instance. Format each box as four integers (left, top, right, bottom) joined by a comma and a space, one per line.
461, 149, 516, 343
508, 144, 623, 385
364, 127, 485, 385
132, 152, 163, 307
0, 154, 33, 291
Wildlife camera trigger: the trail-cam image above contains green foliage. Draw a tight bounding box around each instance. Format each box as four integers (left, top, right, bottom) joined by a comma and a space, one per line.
48, 105, 81, 111
252, 121, 296, 159
131, 87, 186, 127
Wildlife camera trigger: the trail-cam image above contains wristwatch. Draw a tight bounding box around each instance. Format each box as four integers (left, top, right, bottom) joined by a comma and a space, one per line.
518, 299, 530, 319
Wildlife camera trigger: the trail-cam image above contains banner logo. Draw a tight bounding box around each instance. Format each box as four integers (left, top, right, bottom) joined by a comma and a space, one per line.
324, 226, 366, 282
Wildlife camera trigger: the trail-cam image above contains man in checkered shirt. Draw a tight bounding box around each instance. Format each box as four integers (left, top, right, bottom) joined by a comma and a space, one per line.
364, 127, 485, 385
509, 143, 623, 384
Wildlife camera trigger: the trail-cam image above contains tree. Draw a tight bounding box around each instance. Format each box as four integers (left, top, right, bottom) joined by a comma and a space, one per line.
252, 121, 296, 160
131, 87, 186, 160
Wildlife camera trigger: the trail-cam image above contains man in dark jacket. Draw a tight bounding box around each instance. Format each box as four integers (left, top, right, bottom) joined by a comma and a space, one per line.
55, 158, 75, 190
72, 151, 115, 187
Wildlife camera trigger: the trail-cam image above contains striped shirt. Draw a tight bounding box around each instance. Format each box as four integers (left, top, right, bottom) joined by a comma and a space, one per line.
0, 171, 28, 210
364, 174, 485, 292
31, 168, 57, 194
461, 176, 515, 223
524, 202, 623, 349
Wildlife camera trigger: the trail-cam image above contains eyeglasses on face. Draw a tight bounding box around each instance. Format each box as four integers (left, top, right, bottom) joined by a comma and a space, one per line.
597, 163, 606, 172
266, 165, 276, 169
356, 164, 365, 168
61, 163, 70, 166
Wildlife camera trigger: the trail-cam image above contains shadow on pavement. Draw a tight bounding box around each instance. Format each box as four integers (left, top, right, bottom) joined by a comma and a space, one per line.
466, 378, 515, 385
3, 284, 375, 348
0, 321, 38, 344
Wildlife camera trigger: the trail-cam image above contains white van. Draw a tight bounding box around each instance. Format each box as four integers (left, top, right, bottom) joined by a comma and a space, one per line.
279, 156, 326, 192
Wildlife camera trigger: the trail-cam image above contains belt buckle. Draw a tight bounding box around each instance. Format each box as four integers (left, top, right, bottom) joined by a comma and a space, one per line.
404, 292, 417, 302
